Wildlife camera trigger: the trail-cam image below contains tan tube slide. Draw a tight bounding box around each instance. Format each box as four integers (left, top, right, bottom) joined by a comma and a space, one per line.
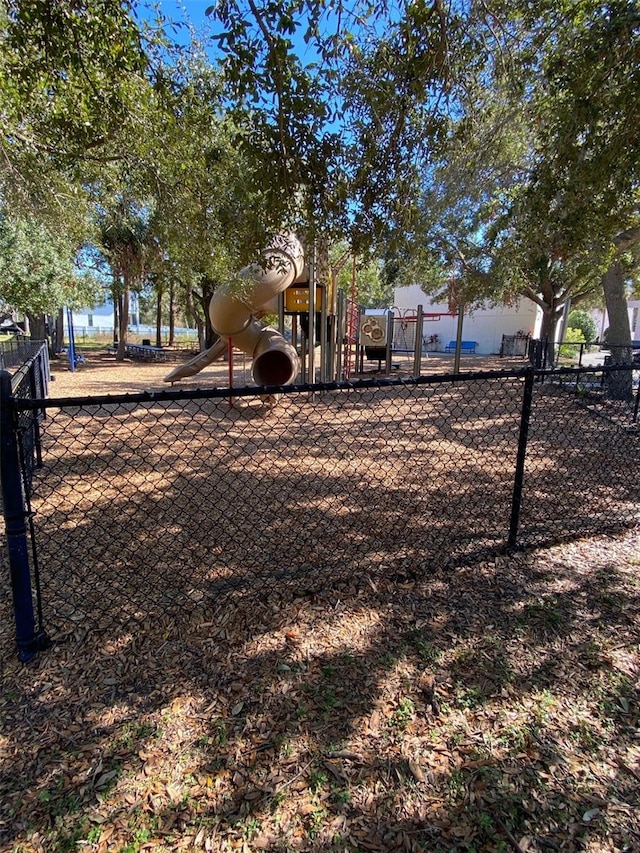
165, 234, 303, 385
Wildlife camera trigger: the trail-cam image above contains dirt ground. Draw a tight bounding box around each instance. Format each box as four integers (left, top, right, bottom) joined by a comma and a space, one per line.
1, 347, 639, 853
46, 347, 531, 397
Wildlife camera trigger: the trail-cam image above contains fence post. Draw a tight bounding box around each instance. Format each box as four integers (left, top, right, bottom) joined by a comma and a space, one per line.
508, 368, 535, 549
0, 370, 45, 661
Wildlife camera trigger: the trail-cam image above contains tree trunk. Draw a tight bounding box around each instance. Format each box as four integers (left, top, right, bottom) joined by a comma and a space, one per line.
602, 260, 633, 400
201, 278, 216, 349
44, 313, 56, 356
538, 304, 563, 367
55, 308, 64, 353
113, 291, 119, 345
168, 282, 175, 347
27, 313, 47, 342
115, 288, 129, 361
155, 288, 163, 349
185, 282, 205, 350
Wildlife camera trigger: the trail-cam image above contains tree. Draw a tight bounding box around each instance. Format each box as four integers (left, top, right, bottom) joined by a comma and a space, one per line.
0, 0, 151, 227
97, 197, 161, 360
205, 0, 453, 250
0, 212, 99, 342
392, 87, 602, 361
143, 53, 280, 349
567, 309, 597, 344
394, 1, 639, 375
523, 0, 640, 378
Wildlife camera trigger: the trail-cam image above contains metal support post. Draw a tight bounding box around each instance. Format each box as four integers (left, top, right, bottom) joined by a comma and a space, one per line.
413, 305, 424, 377
320, 279, 328, 382
385, 311, 394, 376
454, 303, 465, 374
336, 290, 345, 380
0, 371, 48, 661
277, 292, 285, 335
508, 369, 535, 549
308, 246, 317, 383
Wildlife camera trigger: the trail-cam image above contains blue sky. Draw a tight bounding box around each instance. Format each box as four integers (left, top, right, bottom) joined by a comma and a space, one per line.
141, 0, 333, 66
156, 1, 213, 28
145, 1, 219, 46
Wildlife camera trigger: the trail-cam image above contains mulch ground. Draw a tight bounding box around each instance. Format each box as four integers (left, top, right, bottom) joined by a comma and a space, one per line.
1, 350, 639, 853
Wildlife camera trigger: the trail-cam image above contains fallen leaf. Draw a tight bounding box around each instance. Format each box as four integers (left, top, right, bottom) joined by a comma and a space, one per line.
368, 709, 380, 734
408, 759, 426, 782
95, 770, 119, 790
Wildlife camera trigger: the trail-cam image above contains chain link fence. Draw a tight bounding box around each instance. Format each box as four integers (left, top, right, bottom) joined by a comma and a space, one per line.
0, 336, 47, 371
2, 353, 639, 659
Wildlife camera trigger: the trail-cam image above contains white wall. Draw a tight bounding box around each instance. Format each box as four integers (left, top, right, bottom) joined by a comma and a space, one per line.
590, 299, 640, 342
392, 286, 538, 355
65, 292, 140, 333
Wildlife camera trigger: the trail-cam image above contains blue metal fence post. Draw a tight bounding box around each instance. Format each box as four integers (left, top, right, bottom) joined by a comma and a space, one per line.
66, 307, 76, 372
0, 370, 42, 661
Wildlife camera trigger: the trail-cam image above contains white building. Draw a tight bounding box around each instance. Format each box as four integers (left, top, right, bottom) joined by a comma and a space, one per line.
590, 299, 640, 343
65, 290, 140, 335
392, 285, 538, 355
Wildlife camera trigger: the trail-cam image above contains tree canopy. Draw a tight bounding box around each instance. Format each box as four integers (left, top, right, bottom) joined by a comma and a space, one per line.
0, 213, 100, 322
383, 0, 640, 360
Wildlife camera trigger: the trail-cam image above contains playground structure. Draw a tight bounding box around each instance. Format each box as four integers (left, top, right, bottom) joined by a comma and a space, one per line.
355, 308, 454, 374
65, 307, 86, 371
164, 233, 352, 386
164, 235, 459, 386
165, 234, 304, 385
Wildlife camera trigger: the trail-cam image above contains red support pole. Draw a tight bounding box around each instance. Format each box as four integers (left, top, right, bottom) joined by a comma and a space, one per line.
344, 256, 358, 379
228, 337, 234, 409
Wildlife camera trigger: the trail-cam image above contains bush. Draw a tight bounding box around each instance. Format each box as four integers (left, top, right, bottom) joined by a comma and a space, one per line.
559, 327, 586, 359
567, 310, 597, 343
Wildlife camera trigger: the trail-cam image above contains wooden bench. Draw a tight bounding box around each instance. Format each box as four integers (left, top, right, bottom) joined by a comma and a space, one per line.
444, 340, 478, 354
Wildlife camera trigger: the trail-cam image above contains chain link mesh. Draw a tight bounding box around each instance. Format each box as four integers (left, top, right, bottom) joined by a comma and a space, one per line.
8, 347, 49, 492
2, 364, 638, 642
520, 374, 639, 545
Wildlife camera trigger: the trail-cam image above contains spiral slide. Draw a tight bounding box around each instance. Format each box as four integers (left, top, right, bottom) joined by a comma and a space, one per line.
164, 234, 304, 385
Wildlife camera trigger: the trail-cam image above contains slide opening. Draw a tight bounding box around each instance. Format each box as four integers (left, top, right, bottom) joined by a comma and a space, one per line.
253, 350, 297, 386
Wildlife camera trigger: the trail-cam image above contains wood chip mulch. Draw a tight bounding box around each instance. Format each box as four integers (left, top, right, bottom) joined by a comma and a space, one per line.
2, 530, 638, 853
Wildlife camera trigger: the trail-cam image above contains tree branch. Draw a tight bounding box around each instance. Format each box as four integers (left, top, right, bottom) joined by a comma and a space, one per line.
245, 0, 292, 194
613, 225, 640, 253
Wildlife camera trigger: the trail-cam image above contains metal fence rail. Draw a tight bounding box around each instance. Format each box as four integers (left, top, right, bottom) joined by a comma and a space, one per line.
1, 362, 639, 660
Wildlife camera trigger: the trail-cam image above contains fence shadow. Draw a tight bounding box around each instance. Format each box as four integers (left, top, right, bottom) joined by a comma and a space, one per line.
1, 538, 639, 850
